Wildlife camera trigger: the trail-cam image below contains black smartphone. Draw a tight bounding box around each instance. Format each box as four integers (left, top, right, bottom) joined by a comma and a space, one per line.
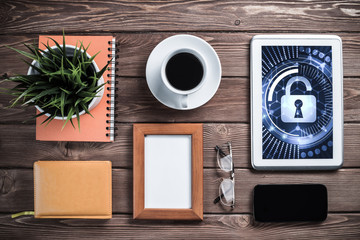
253, 184, 327, 222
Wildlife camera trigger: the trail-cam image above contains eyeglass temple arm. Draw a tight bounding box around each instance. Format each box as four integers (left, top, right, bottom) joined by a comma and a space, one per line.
214, 193, 235, 208
227, 142, 235, 178
228, 142, 232, 157
213, 193, 224, 204
213, 145, 226, 204
215, 146, 227, 157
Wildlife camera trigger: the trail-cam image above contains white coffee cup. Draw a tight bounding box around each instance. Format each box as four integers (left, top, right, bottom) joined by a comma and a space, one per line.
160, 48, 207, 109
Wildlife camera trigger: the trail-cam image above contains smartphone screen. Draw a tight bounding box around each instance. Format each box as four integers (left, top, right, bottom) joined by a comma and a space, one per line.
253, 184, 327, 222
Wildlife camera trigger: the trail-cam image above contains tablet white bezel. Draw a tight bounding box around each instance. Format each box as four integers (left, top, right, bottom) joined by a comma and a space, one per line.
251, 35, 343, 170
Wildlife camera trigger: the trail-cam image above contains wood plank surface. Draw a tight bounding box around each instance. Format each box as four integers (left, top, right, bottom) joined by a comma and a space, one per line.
116, 33, 360, 77
1, 168, 359, 213
0, 123, 359, 168
1, 0, 360, 239
1, 33, 360, 78
1, 35, 359, 122
1, 77, 360, 123
0, 213, 359, 240
1, 1, 359, 33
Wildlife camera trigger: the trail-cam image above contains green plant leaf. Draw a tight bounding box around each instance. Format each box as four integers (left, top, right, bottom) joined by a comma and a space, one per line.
6, 45, 37, 61
87, 51, 100, 63
32, 111, 48, 119
60, 56, 65, 82
23, 43, 38, 58
62, 107, 74, 130
40, 97, 61, 109
2, 30, 109, 129
44, 113, 57, 127
10, 85, 37, 107
76, 91, 96, 98
72, 41, 79, 65
75, 107, 80, 131
62, 29, 66, 60
69, 118, 75, 129
75, 85, 86, 95
41, 114, 53, 125
21, 59, 44, 74
48, 37, 64, 56
59, 87, 71, 95
96, 58, 111, 79
93, 82, 106, 91
80, 102, 93, 118
60, 91, 65, 118
83, 42, 91, 53
23, 87, 59, 105
82, 96, 94, 103
41, 42, 61, 62
74, 98, 82, 106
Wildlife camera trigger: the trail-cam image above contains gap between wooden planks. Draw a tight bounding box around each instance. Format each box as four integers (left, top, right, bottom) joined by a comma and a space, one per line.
0, 168, 359, 213
0, 77, 359, 123
0, 123, 359, 168
0, 33, 359, 77
0, 213, 360, 239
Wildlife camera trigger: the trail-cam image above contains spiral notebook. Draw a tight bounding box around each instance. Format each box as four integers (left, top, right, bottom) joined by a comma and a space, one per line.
36, 35, 116, 142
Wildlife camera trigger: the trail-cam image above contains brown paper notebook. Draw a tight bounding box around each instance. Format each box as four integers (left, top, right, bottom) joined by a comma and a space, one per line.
33, 161, 112, 219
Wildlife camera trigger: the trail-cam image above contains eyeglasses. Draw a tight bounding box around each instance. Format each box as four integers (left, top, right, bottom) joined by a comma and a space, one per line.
213, 142, 235, 208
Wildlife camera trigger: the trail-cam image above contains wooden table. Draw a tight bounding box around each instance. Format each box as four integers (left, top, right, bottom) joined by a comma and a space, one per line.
0, 1, 360, 239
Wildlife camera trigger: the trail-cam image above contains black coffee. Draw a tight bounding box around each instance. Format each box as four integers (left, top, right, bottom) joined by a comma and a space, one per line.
165, 52, 204, 91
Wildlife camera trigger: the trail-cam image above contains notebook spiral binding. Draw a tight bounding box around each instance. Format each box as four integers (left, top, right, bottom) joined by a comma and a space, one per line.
106, 39, 117, 141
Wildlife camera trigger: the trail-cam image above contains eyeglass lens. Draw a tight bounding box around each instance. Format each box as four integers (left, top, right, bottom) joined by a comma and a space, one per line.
220, 179, 234, 206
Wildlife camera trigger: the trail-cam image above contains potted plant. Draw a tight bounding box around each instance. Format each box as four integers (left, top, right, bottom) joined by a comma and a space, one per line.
1, 32, 109, 130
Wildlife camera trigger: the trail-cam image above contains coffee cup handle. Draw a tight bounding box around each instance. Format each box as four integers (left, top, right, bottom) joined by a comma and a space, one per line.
180, 94, 188, 109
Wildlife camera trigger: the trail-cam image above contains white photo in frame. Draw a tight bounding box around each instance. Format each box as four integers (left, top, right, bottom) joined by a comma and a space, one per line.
144, 135, 192, 209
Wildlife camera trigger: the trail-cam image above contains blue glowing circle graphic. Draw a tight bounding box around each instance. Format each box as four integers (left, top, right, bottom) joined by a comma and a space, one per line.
262, 46, 333, 159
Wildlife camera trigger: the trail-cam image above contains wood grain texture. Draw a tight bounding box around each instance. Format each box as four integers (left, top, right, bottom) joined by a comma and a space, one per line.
0, 1, 359, 238
1, 33, 360, 78
132, 124, 145, 219
116, 77, 360, 123
0, 213, 359, 239
0, 124, 133, 167
1, 168, 359, 213
1, 1, 360, 33
0, 34, 358, 123
1, 77, 359, 123
0, 123, 359, 168
0, 76, 247, 123
116, 32, 360, 77
117, 77, 247, 122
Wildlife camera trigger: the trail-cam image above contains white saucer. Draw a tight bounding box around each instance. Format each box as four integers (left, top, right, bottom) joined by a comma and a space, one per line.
146, 35, 222, 110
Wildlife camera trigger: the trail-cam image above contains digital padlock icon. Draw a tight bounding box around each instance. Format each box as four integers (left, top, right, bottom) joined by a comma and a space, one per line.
281, 76, 317, 123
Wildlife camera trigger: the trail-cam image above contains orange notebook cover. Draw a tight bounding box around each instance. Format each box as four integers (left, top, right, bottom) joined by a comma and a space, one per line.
36, 35, 115, 142
34, 161, 112, 219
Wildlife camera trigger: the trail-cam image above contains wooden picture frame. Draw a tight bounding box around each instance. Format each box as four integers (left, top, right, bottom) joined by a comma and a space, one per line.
133, 123, 203, 220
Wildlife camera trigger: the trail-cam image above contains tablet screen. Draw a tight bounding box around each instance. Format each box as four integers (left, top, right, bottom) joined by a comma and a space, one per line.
262, 46, 333, 159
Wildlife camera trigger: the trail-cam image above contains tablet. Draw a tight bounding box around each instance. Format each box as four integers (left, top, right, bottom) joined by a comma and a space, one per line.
251, 35, 343, 170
